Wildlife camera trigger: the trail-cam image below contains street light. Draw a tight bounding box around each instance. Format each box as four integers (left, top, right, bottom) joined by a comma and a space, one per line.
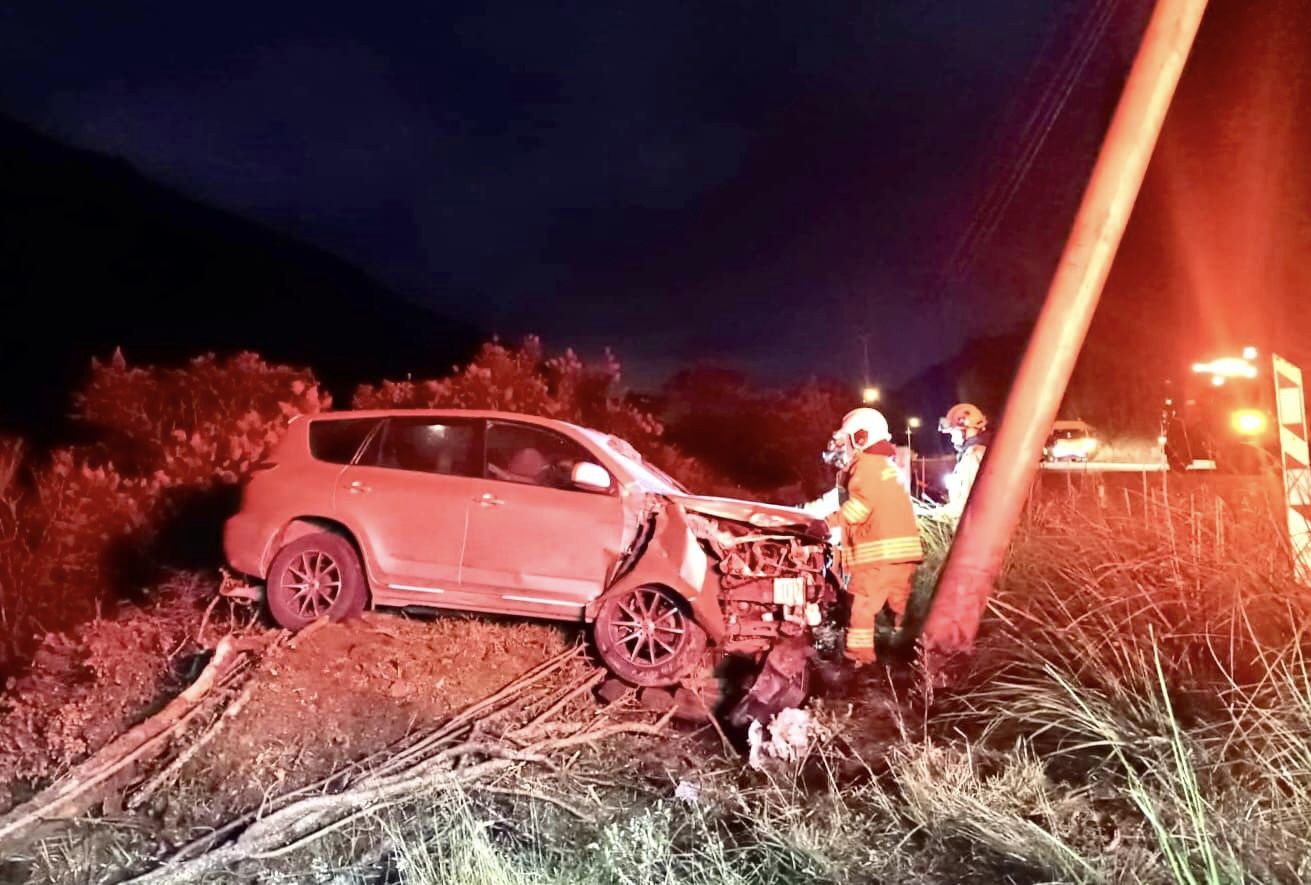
905, 416, 921, 449
862, 386, 881, 404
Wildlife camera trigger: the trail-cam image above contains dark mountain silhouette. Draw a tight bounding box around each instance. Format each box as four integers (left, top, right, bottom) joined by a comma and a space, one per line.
886, 331, 1026, 450
0, 114, 482, 438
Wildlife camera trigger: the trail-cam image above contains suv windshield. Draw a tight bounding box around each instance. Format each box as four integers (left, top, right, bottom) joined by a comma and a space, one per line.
578, 429, 688, 494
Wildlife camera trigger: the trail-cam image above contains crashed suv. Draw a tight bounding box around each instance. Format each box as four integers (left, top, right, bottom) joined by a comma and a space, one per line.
224, 410, 838, 691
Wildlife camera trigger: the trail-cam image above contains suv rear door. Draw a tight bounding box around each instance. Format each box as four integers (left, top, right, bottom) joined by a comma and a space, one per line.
461, 420, 625, 613
335, 416, 481, 593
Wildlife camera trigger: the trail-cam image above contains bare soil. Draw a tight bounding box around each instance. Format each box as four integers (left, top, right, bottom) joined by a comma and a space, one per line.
167, 612, 574, 828
0, 582, 579, 851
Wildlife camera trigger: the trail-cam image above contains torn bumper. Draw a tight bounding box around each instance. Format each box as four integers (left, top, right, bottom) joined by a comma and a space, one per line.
587, 502, 727, 642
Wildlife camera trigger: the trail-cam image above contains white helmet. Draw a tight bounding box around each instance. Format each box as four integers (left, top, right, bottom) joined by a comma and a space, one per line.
839, 408, 891, 451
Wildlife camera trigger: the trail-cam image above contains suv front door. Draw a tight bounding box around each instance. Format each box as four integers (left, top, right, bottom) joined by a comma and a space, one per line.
335, 416, 481, 593
461, 421, 625, 612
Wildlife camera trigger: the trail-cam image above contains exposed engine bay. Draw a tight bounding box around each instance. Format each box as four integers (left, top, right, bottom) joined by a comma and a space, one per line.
685, 507, 840, 725
590, 493, 841, 726
685, 511, 835, 654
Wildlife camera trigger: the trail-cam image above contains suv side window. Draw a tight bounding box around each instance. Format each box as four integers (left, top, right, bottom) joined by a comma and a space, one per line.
361, 418, 479, 477
308, 418, 382, 465
485, 422, 600, 491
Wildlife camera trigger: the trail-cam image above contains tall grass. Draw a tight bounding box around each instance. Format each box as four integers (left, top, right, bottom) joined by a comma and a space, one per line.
932, 488, 1311, 883
363, 487, 1311, 885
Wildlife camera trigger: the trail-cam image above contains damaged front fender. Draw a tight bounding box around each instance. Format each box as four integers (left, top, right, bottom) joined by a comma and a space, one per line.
587, 501, 726, 643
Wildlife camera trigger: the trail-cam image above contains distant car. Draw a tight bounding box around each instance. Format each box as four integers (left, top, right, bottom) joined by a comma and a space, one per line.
224, 410, 837, 688
1043, 420, 1100, 462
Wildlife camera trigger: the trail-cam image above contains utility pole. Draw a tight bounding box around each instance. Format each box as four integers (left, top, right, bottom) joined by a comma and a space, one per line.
920, 0, 1209, 673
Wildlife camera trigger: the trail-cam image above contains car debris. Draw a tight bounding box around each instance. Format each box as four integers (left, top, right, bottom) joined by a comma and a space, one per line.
747, 707, 821, 770
673, 779, 701, 804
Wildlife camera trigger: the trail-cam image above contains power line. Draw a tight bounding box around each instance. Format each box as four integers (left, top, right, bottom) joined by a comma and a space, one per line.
942, 0, 1122, 287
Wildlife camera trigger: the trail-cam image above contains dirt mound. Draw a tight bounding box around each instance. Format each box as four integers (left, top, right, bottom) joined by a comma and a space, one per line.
160, 613, 574, 826
0, 575, 216, 810
0, 582, 577, 827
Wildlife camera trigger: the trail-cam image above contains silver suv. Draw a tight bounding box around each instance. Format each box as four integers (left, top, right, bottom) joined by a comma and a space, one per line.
224, 410, 836, 688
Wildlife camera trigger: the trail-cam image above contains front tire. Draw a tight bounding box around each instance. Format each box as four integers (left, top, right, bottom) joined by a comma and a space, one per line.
266, 532, 367, 630
593, 585, 707, 687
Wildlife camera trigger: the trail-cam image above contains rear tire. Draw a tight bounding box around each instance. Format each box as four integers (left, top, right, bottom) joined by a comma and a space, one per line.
593, 584, 708, 687
266, 532, 368, 630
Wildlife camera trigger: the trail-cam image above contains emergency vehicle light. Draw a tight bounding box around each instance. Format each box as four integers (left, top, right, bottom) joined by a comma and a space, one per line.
1231, 409, 1267, 436
1192, 357, 1258, 379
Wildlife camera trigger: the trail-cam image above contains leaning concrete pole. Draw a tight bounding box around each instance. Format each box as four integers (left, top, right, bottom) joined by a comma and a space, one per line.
921, 0, 1208, 668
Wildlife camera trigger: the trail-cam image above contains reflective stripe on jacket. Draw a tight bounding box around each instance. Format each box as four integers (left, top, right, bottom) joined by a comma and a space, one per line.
837, 444, 923, 568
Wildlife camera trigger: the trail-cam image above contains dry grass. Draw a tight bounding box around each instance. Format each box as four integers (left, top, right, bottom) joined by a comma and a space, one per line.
371, 487, 1311, 885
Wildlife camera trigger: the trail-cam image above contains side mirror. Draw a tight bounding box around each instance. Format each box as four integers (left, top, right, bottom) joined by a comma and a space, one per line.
570, 461, 613, 492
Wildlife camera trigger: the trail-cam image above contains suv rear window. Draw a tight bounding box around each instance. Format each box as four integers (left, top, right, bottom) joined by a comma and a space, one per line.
308, 418, 379, 464
364, 418, 480, 476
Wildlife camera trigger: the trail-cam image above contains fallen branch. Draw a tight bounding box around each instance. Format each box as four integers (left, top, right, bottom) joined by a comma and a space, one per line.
161, 756, 370, 865
0, 634, 266, 848
247, 800, 401, 861
128, 653, 675, 884
366, 644, 587, 780
514, 670, 607, 741
127, 681, 256, 811
470, 783, 596, 822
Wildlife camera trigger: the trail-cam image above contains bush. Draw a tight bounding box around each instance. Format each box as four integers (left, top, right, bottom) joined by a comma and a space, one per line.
354, 338, 744, 496
0, 352, 324, 675
660, 367, 851, 501
77, 349, 328, 485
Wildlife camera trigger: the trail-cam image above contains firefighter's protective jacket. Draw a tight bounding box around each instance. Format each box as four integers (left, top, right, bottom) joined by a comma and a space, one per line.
944, 432, 989, 517
831, 441, 923, 569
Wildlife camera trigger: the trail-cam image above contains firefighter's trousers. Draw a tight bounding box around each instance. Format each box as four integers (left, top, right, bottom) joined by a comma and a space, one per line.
844, 562, 917, 662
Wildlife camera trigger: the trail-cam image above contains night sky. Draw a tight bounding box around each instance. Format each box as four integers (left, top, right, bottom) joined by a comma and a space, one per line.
1, 1, 1241, 391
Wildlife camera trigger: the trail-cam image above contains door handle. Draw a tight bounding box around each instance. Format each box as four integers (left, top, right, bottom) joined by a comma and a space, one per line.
476, 492, 504, 507
346, 480, 371, 494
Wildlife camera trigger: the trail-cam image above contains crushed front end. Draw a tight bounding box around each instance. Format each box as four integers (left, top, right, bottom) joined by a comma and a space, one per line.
590, 494, 841, 725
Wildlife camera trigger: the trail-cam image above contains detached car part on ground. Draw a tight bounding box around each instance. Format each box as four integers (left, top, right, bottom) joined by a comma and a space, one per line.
224, 410, 840, 724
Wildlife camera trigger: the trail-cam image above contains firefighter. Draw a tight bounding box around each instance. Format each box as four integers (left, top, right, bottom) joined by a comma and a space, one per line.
825, 408, 924, 665
938, 402, 989, 518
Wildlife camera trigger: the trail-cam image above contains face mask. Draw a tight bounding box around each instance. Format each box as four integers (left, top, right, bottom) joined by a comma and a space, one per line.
821, 433, 854, 470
